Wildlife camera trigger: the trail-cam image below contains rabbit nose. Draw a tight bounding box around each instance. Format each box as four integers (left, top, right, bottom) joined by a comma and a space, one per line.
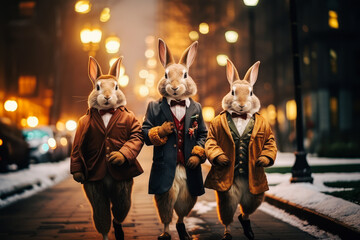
239, 105, 245, 108
172, 87, 179, 91
104, 96, 111, 100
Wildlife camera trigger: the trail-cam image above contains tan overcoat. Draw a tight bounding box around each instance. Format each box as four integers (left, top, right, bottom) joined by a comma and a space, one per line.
204, 112, 277, 194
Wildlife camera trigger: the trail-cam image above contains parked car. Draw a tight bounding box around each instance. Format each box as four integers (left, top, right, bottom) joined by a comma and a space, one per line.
0, 118, 30, 172
22, 126, 71, 163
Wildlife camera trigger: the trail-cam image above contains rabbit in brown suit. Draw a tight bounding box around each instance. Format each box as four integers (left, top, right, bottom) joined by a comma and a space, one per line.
205, 59, 277, 240
71, 57, 144, 240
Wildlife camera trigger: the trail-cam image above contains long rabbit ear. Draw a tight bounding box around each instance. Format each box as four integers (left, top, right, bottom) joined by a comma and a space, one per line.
179, 41, 198, 68
226, 59, 240, 84
88, 56, 103, 85
108, 57, 123, 79
158, 38, 174, 68
245, 61, 260, 86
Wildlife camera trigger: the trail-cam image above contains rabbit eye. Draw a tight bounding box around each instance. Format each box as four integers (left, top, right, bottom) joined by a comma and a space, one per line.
96, 84, 100, 91
184, 72, 187, 78
115, 84, 118, 91
250, 91, 253, 96
231, 90, 235, 96
165, 72, 168, 79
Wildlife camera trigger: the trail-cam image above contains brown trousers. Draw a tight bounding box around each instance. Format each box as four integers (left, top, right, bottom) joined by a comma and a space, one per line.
83, 174, 133, 235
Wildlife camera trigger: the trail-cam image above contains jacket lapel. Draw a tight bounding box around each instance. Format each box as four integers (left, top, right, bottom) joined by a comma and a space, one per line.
226, 112, 241, 138
185, 99, 197, 132
219, 111, 234, 143
105, 107, 122, 133
160, 97, 174, 122
91, 108, 106, 135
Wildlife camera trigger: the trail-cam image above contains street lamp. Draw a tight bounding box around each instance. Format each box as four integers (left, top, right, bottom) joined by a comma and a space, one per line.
289, 0, 313, 183
243, 0, 258, 64
216, 54, 228, 66
80, 27, 102, 56
74, 1, 91, 14
225, 30, 239, 62
105, 36, 120, 54
4, 100, 18, 112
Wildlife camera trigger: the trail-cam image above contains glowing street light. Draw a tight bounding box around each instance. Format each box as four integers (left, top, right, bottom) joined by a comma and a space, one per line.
225, 31, 239, 43
189, 31, 199, 41
100, 8, 111, 22
66, 120, 77, 131
80, 27, 102, 56
27, 116, 39, 128
119, 75, 129, 87
4, 100, 18, 112
216, 54, 228, 66
105, 36, 120, 54
286, 100, 297, 121
56, 121, 66, 131
199, 23, 209, 34
75, 1, 91, 14
243, 0, 259, 6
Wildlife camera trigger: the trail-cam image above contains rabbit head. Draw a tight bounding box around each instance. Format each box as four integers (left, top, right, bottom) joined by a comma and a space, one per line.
87, 56, 126, 110
157, 38, 198, 100
222, 59, 261, 115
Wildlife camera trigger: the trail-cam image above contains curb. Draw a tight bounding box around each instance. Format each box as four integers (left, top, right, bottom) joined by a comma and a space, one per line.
264, 193, 360, 239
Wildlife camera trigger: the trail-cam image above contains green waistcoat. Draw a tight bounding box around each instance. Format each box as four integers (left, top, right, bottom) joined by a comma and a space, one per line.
226, 112, 255, 176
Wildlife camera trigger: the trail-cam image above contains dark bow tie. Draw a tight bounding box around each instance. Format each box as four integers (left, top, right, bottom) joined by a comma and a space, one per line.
231, 112, 248, 120
170, 100, 186, 107
99, 108, 116, 116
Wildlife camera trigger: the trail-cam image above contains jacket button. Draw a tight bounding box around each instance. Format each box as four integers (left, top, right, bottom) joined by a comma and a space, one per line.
106, 147, 110, 150
240, 161, 243, 164
240, 146, 243, 150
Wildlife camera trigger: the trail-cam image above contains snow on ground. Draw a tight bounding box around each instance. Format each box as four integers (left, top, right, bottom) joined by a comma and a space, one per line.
0, 158, 70, 208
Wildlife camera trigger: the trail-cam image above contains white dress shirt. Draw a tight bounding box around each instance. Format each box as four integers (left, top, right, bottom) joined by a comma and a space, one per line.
167, 98, 190, 121
101, 112, 112, 128
227, 110, 253, 136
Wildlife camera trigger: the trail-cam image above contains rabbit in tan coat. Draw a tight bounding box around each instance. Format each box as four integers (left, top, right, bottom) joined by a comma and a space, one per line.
142, 39, 208, 240
205, 59, 277, 240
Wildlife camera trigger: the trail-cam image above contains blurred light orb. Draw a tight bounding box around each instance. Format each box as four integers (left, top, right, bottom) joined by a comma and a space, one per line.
56, 121, 66, 131
147, 58, 157, 68
66, 120, 77, 131
0, 138, 3, 146
145, 49, 155, 58
60, 137, 68, 146
189, 31, 199, 41
199, 23, 209, 34
100, 8, 111, 22
91, 29, 102, 43
286, 100, 297, 120
139, 85, 149, 97
145, 78, 155, 87
225, 31, 239, 43
48, 138, 57, 149
40, 143, 49, 153
203, 107, 215, 122
21, 118, 27, 127
80, 28, 91, 44
243, 0, 259, 7
145, 35, 155, 45
27, 116, 39, 128
105, 36, 120, 53
139, 69, 149, 78
75, 1, 91, 14
4, 100, 18, 112
119, 75, 129, 87
328, 11, 339, 29
216, 54, 228, 66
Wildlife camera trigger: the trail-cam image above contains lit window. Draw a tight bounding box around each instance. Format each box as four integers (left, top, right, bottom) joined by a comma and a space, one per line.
328, 10, 339, 29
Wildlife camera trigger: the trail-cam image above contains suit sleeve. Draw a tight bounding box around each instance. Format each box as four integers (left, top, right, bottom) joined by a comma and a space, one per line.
190, 104, 208, 162
260, 120, 277, 166
205, 119, 226, 165
119, 113, 144, 165
70, 119, 85, 174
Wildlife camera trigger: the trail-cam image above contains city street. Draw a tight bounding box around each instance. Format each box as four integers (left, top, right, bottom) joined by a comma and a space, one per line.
0, 146, 315, 240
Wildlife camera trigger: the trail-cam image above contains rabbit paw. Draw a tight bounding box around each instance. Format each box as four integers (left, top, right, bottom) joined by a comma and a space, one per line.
215, 154, 230, 167
109, 151, 126, 166
73, 172, 85, 183
186, 155, 201, 169
255, 156, 271, 167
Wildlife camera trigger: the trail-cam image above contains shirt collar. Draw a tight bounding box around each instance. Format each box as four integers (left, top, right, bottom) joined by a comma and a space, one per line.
167, 97, 190, 108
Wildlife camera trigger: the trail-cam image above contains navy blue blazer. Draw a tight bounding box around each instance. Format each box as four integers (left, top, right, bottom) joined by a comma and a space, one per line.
142, 97, 208, 196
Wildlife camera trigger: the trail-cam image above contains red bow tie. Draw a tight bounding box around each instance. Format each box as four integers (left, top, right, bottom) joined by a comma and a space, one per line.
99, 108, 116, 116
170, 100, 186, 107
231, 112, 248, 120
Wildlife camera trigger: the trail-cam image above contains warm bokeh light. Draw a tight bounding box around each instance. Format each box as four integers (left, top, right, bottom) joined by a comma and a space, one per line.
65, 120, 77, 131
145, 78, 155, 87
225, 31, 239, 43
139, 85, 149, 97
48, 138, 57, 149
27, 116, 39, 128
60, 137, 68, 146
286, 100, 297, 120
216, 54, 228, 66
105, 36, 120, 53
328, 10, 339, 29
189, 31, 199, 41
139, 69, 149, 78
56, 121, 66, 131
91, 28, 102, 43
199, 23, 209, 34
21, 118, 27, 127
100, 8, 111, 22
4, 100, 18, 112
267, 104, 277, 125
75, 1, 91, 14
277, 109, 285, 125
80, 28, 91, 44
203, 107, 215, 122
145, 49, 155, 58
147, 58, 157, 68
80, 28, 102, 44
0, 138, 3, 146
243, 0, 259, 7
145, 35, 155, 45
119, 75, 129, 87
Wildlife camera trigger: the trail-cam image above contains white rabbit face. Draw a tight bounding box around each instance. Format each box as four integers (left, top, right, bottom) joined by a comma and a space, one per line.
230, 83, 254, 113
164, 64, 188, 98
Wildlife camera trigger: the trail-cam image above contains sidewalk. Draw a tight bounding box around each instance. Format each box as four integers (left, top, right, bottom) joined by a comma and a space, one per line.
0, 146, 316, 239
